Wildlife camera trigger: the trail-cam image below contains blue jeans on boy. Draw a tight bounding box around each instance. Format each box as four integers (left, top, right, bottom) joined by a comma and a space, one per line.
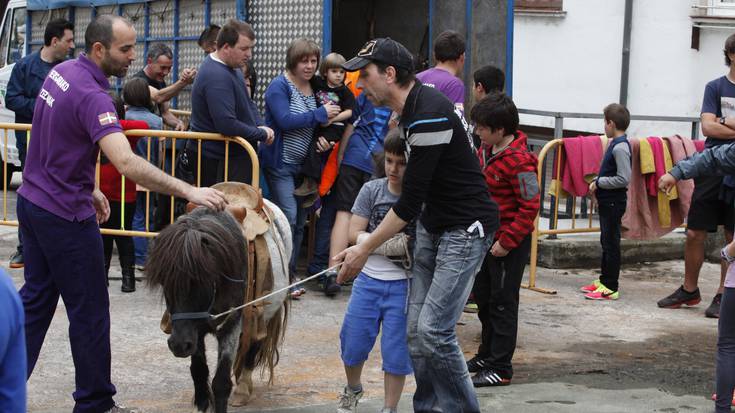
408, 222, 492, 413
340, 273, 413, 375
132, 192, 152, 267
306, 193, 336, 276
265, 163, 307, 276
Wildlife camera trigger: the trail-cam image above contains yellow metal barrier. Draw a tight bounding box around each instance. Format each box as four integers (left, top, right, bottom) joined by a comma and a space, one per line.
526, 137, 689, 295
526, 138, 595, 295
0, 122, 258, 239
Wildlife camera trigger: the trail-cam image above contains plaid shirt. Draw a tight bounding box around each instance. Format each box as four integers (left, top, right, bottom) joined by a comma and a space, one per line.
478, 131, 540, 250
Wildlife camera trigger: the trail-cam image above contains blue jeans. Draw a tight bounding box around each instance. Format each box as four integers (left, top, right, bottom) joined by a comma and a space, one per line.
132, 192, 153, 267
306, 193, 336, 276
408, 222, 492, 413
265, 164, 307, 277
716, 287, 735, 412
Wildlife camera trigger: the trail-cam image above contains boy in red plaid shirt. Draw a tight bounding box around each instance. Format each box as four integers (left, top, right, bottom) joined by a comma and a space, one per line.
466, 93, 540, 387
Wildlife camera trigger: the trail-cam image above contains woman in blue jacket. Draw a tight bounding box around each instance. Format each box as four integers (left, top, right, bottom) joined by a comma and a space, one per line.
260, 38, 339, 286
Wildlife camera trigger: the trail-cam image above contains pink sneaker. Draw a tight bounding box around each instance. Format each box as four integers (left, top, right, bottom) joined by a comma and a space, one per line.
711, 392, 735, 406
584, 287, 619, 301
580, 279, 601, 293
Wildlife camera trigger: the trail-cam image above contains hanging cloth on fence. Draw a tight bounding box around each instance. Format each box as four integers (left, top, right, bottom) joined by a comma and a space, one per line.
558, 135, 604, 197
622, 135, 696, 240
639, 137, 677, 228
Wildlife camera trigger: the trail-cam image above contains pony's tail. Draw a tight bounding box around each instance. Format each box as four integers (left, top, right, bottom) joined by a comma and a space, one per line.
256, 299, 289, 385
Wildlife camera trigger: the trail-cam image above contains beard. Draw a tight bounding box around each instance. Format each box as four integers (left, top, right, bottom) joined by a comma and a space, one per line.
101, 52, 129, 78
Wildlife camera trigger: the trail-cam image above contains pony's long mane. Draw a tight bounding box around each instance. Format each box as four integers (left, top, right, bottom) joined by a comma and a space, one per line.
145, 208, 247, 306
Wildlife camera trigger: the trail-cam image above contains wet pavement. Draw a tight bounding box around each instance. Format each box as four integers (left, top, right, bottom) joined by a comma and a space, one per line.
0, 203, 725, 412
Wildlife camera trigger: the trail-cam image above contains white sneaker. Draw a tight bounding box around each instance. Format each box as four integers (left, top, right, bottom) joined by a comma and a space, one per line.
337, 386, 363, 413
104, 405, 139, 413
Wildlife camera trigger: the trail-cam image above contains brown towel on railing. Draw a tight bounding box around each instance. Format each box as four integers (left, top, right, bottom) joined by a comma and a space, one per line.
621, 135, 695, 240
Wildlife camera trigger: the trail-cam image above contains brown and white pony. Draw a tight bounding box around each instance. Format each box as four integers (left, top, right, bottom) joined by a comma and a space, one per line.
146, 200, 291, 413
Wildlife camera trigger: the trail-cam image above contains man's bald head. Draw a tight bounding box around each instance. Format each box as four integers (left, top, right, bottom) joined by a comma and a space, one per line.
85, 15, 133, 54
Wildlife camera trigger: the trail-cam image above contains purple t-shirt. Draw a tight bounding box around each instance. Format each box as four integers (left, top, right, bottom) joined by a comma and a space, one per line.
18, 54, 122, 222
416, 67, 465, 111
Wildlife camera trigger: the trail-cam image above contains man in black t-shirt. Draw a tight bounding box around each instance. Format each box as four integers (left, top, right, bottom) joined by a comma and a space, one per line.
133, 43, 197, 231
335, 38, 498, 413
133, 43, 195, 131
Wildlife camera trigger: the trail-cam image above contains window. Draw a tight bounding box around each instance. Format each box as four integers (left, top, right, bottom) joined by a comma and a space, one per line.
0, 10, 11, 69
694, 0, 735, 18
515, 0, 563, 12
7, 8, 26, 65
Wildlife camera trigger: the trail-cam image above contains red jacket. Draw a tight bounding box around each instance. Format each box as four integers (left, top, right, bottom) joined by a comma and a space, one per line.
477, 131, 540, 250
99, 119, 148, 203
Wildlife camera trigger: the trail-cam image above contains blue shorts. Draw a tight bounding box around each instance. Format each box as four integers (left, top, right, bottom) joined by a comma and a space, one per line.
340, 273, 413, 375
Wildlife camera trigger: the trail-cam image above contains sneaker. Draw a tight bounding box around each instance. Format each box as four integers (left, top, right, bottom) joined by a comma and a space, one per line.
466, 355, 490, 373
104, 405, 139, 413
337, 386, 363, 413
472, 368, 511, 387
9, 251, 23, 269
657, 285, 701, 309
323, 271, 341, 297
580, 279, 601, 293
711, 392, 735, 406
705, 293, 722, 319
584, 284, 619, 300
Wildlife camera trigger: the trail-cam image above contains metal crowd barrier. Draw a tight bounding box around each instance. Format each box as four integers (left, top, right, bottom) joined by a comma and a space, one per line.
0, 122, 258, 239
520, 109, 700, 295
526, 138, 578, 295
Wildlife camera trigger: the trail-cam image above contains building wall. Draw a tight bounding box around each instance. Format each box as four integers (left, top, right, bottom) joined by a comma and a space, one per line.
513, 0, 733, 138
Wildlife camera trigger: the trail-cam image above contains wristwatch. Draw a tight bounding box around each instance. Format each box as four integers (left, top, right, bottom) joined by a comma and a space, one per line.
721, 116, 728, 125
722, 246, 735, 263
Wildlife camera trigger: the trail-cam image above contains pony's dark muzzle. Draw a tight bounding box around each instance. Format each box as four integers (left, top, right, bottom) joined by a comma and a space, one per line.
168, 335, 196, 358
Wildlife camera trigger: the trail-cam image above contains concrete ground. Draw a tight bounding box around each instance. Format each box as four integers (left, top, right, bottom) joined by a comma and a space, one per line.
0, 182, 725, 412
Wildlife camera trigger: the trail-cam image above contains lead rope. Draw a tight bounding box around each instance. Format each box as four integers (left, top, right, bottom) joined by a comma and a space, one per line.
210, 263, 343, 321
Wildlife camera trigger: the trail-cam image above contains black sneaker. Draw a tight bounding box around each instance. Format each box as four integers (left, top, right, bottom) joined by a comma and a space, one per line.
9, 251, 23, 269
705, 293, 722, 318
466, 355, 490, 374
657, 285, 701, 309
324, 271, 341, 297
472, 368, 511, 387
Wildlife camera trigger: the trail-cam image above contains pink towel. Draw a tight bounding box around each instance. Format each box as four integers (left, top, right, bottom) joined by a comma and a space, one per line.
645, 137, 667, 197
693, 140, 705, 152
561, 136, 603, 196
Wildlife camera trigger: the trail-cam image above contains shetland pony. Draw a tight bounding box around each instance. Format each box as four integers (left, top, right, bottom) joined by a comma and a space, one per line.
146, 201, 291, 413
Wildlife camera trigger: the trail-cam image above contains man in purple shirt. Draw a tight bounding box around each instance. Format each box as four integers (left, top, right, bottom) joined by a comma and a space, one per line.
416, 30, 466, 113
18, 15, 226, 413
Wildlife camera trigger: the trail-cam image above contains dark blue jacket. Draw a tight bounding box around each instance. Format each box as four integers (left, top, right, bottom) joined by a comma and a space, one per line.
5, 51, 57, 155
190, 55, 265, 159
259, 74, 328, 170
596, 136, 630, 203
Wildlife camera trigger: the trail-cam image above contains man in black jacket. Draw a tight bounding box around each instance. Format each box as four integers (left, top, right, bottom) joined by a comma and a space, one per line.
336, 38, 499, 413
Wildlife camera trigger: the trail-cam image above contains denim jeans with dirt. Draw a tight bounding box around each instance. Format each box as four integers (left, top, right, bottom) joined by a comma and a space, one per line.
407, 222, 492, 413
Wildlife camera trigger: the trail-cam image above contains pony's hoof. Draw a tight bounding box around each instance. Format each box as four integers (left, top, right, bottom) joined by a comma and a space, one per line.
230, 385, 252, 407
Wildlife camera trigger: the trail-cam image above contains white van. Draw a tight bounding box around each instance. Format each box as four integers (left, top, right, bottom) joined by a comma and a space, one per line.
0, 0, 26, 187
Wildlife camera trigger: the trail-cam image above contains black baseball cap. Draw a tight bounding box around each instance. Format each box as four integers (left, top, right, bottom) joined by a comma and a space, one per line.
343, 38, 415, 72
